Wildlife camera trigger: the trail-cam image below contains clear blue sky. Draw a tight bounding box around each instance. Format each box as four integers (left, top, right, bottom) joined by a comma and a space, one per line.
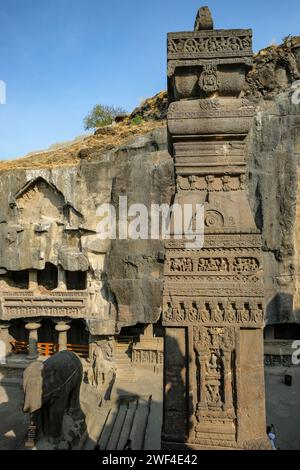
0, 0, 299, 160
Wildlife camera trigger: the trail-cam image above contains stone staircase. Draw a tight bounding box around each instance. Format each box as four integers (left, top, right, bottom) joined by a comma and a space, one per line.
81, 395, 154, 450
114, 344, 136, 382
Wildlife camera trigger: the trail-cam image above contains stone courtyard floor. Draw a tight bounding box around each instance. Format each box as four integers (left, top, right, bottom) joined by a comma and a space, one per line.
0, 364, 300, 450
265, 366, 300, 450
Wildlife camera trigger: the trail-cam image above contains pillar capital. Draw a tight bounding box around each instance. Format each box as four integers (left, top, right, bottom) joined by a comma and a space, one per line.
24, 322, 41, 331
57, 265, 67, 290
29, 270, 38, 291
0, 321, 11, 330
54, 322, 71, 333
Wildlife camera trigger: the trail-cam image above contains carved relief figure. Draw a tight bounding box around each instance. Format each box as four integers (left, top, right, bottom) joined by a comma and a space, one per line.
213, 303, 224, 322
164, 302, 174, 321
241, 304, 251, 322
188, 303, 198, 322
206, 352, 220, 375
226, 303, 237, 323
201, 303, 211, 322
199, 64, 220, 94
206, 383, 222, 405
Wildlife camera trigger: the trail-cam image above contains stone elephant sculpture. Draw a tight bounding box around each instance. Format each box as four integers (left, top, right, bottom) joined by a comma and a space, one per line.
23, 350, 84, 443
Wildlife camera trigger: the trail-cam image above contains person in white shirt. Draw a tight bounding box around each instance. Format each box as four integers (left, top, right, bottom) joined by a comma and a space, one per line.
266, 424, 277, 450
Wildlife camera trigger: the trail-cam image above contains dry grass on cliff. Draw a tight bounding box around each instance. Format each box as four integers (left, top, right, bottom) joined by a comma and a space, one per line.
0, 119, 165, 173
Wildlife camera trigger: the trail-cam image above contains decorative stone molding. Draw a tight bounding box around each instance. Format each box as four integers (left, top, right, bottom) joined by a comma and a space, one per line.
131, 324, 163, 366
1, 291, 88, 320
132, 348, 163, 365
167, 30, 253, 60
163, 298, 264, 326
176, 174, 246, 192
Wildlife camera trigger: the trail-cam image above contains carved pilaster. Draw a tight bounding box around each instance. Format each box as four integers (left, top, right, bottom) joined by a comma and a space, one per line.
163, 6, 268, 450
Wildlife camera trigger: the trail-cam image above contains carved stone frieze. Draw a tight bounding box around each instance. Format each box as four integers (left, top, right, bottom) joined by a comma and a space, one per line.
166, 255, 260, 275
168, 30, 253, 60
163, 298, 264, 325
1, 292, 88, 320
176, 174, 246, 192
165, 234, 262, 250
132, 349, 164, 365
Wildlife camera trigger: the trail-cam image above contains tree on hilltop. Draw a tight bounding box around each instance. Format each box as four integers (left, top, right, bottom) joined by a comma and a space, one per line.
84, 104, 126, 130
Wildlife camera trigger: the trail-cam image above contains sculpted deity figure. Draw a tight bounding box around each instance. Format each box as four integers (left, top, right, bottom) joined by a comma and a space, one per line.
183, 258, 193, 272
164, 302, 174, 321
206, 383, 221, 405
200, 303, 211, 322
226, 303, 237, 323
188, 303, 198, 322
171, 258, 182, 272
213, 303, 224, 322
206, 353, 220, 375
198, 259, 206, 272
207, 258, 218, 271
220, 258, 229, 272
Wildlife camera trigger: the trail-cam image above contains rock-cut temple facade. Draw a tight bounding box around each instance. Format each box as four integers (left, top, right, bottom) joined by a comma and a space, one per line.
1, 6, 300, 450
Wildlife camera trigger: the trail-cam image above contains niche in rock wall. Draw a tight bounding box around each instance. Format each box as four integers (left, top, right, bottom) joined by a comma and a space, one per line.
6, 270, 29, 289
15, 178, 65, 225
37, 263, 58, 291
65, 271, 87, 290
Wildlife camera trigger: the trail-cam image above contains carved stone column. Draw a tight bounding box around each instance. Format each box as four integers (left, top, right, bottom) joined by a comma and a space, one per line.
163, 7, 268, 449
143, 323, 154, 338
57, 266, 66, 290
54, 321, 71, 351
25, 321, 41, 360
28, 270, 38, 291
196, 350, 208, 409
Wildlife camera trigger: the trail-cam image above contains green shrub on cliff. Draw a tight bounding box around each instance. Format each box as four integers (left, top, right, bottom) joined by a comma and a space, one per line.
84, 104, 126, 130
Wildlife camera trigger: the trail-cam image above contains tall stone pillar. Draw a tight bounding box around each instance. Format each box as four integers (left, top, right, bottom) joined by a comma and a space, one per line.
57, 266, 67, 290
162, 7, 268, 449
25, 321, 41, 360
54, 321, 71, 351
28, 270, 38, 291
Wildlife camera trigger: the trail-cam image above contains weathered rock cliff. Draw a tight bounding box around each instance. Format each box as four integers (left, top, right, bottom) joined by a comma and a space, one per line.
0, 125, 173, 333
244, 37, 300, 324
